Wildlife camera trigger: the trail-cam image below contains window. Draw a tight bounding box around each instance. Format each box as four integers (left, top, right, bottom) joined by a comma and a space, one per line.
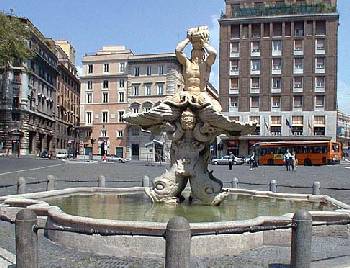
119, 62, 125, 72
87, 81, 92, 90
315, 77, 325, 89
251, 41, 260, 54
271, 116, 282, 135
251, 96, 259, 108
230, 42, 240, 55
314, 115, 325, 125
104, 64, 109, 73
103, 80, 109, 89
230, 60, 239, 73
133, 85, 139, 96
272, 58, 282, 71
231, 25, 240, 38
316, 39, 325, 51
251, 60, 261, 72
272, 77, 281, 89
117, 130, 123, 137
292, 116, 303, 125
134, 67, 140, 76
271, 116, 281, 125
118, 92, 125, 102
294, 40, 303, 53
250, 116, 260, 124
316, 21, 326, 35
146, 66, 152, 76
292, 116, 303, 135
86, 112, 92, 125
315, 57, 325, 70
229, 97, 238, 108
118, 111, 124, 122
315, 95, 325, 108
251, 77, 260, 89
231, 116, 240, 122
294, 58, 304, 73
102, 112, 108, 123
101, 129, 107, 137
230, 78, 239, 89
119, 79, 125, 88
271, 96, 281, 108
293, 96, 303, 108
102, 92, 109, 103
157, 83, 164, 95
86, 93, 92, 103
145, 84, 152, 95
158, 65, 164, 75
263, 23, 270, 37
294, 21, 304, 36
132, 105, 139, 114
273, 22, 282, 37
88, 64, 93, 74
251, 24, 261, 38
272, 40, 282, 55
293, 77, 303, 89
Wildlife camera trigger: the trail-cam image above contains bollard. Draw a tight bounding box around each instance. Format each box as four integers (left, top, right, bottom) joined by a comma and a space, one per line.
312, 181, 320, 195
231, 177, 239, 188
165, 216, 191, 268
142, 175, 150, 187
46, 175, 56, 191
98, 175, 106, 188
269, 180, 277, 193
17, 177, 26, 194
291, 209, 312, 268
15, 209, 38, 268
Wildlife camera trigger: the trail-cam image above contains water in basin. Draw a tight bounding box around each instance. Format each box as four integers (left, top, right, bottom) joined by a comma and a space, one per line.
45, 193, 335, 223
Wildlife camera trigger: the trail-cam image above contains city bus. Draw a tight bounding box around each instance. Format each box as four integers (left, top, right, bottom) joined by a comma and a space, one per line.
253, 141, 342, 166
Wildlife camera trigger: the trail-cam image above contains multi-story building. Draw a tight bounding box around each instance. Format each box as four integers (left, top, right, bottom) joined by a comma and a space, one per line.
337, 110, 350, 153
0, 17, 58, 156
219, 0, 339, 155
53, 41, 80, 156
127, 53, 182, 161
80, 46, 132, 157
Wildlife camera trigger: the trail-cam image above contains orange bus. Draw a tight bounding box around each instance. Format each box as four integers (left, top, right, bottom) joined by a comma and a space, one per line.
253, 141, 342, 166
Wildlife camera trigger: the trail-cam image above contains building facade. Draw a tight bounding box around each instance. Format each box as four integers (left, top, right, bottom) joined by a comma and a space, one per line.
53, 41, 80, 156
80, 46, 132, 157
219, 0, 339, 155
126, 54, 183, 161
0, 18, 58, 156
337, 110, 350, 153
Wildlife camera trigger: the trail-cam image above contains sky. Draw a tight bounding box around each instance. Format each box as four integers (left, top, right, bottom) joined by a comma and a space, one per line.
0, 0, 349, 113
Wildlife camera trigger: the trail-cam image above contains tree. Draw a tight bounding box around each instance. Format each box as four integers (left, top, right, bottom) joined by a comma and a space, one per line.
0, 12, 32, 67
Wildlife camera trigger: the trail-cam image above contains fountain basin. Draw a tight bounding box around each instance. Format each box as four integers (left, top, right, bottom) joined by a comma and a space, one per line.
1, 187, 349, 257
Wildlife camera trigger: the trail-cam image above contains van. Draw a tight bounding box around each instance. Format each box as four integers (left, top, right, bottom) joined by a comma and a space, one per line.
56, 149, 68, 159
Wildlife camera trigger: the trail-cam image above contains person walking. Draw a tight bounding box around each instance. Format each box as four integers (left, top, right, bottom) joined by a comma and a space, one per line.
284, 150, 291, 171
228, 153, 233, 170
290, 152, 296, 171
249, 152, 256, 170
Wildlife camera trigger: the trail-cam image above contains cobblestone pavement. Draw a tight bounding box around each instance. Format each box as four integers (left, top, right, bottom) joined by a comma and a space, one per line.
0, 158, 350, 267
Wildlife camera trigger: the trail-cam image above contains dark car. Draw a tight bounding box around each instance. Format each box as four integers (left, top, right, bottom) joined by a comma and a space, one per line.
40, 151, 49, 158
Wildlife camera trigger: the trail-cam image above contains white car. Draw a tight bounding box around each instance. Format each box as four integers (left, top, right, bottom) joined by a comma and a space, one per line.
56, 150, 68, 159
211, 155, 244, 165
106, 156, 130, 163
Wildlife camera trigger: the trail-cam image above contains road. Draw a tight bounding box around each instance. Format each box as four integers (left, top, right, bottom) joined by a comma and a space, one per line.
0, 157, 349, 204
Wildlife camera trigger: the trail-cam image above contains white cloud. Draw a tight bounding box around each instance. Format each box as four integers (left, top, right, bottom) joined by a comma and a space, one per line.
208, 14, 220, 90
338, 80, 350, 114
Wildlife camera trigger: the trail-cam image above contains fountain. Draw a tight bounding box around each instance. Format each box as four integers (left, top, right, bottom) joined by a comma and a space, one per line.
124, 26, 255, 205
0, 27, 349, 258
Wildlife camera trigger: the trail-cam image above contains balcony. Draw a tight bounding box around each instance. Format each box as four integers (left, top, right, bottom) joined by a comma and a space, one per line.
272, 67, 282, 75
272, 50, 282, 57
230, 67, 239, 76
250, 87, 260, 94
293, 85, 303, 93
229, 88, 239, 95
294, 48, 304, 56
315, 66, 325, 74
229, 3, 336, 18
315, 85, 325, 93
271, 87, 281, 94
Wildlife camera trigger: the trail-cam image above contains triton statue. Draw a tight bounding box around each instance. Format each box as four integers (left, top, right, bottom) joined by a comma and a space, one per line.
124, 26, 255, 205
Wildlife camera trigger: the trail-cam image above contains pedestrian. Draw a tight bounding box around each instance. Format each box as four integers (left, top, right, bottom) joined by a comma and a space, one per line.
283, 150, 291, 171
228, 153, 233, 170
290, 152, 296, 171
249, 152, 256, 170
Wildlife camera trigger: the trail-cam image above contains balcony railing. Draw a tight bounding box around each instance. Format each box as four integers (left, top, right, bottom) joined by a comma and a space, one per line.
227, 3, 336, 18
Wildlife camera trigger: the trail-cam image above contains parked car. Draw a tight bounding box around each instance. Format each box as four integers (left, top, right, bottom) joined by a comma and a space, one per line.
56, 149, 68, 159
107, 155, 130, 163
40, 150, 49, 158
211, 155, 244, 165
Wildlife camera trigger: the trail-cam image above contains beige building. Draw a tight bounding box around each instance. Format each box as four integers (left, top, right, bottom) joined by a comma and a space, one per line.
337, 110, 350, 152
80, 46, 131, 157
219, 0, 339, 155
127, 53, 183, 161
53, 41, 80, 155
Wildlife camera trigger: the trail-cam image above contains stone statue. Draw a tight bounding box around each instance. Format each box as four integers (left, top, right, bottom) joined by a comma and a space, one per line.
124, 26, 255, 205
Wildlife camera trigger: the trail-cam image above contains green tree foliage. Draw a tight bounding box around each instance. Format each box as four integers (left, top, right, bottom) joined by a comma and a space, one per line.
0, 12, 32, 67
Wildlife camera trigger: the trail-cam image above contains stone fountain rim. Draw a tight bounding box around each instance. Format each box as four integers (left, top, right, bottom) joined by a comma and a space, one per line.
1, 187, 349, 234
